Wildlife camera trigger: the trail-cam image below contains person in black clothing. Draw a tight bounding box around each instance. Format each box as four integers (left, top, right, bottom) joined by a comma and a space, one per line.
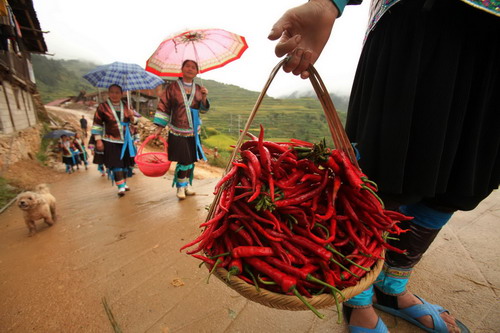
80, 115, 88, 137
269, 0, 499, 332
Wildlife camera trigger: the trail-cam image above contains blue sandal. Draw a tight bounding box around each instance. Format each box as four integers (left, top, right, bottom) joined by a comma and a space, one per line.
374, 293, 470, 333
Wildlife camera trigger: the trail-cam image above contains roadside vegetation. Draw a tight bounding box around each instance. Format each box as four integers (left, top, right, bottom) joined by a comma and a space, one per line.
0, 177, 20, 209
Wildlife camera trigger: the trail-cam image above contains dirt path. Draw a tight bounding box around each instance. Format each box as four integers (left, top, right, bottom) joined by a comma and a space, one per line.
0, 108, 499, 332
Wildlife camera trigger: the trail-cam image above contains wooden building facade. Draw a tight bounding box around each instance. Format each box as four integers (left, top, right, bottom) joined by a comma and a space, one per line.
0, 0, 47, 134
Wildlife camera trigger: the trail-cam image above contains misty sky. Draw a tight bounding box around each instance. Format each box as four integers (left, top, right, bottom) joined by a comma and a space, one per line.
33, 0, 370, 98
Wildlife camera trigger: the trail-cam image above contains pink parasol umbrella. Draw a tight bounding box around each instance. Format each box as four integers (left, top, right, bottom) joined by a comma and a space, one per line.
145, 29, 248, 77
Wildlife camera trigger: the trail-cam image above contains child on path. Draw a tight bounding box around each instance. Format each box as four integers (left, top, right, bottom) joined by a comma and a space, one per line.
59, 135, 76, 174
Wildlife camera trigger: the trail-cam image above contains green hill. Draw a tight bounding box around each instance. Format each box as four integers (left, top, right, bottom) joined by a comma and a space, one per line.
31, 56, 349, 148
31, 55, 97, 103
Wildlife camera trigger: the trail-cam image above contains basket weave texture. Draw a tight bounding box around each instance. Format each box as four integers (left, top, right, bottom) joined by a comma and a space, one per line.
135, 135, 171, 177
203, 60, 384, 311
210, 256, 383, 310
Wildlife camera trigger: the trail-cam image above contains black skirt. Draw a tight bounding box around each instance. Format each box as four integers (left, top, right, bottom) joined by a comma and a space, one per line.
345, 0, 500, 210
92, 151, 105, 165
167, 133, 197, 165
62, 156, 75, 166
102, 141, 135, 169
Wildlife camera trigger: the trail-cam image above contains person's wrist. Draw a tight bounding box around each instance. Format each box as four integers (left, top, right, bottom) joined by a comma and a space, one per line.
310, 0, 342, 17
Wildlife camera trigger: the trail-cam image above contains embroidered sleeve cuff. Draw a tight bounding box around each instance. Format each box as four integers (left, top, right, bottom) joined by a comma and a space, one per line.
94, 135, 102, 141
153, 111, 169, 127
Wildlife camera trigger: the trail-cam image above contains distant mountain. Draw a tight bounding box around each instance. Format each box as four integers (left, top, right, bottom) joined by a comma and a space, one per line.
31, 56, 350, 144
31, 55, 97, 103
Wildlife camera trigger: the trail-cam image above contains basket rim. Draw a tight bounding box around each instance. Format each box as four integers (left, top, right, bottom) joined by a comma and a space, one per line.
135, 153, 171, 166
208, 254, 384, 311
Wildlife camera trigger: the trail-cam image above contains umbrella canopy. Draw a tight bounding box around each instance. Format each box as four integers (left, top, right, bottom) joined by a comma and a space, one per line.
43, 129, 75, 139
83, 62, 165, 91
145, 29, 248, 77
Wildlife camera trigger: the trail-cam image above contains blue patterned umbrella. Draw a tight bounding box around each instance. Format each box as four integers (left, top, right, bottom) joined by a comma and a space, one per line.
43, 129, 75, 139
83, 62, 165, 91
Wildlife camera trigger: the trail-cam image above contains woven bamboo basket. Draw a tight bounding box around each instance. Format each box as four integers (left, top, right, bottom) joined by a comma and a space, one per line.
204, 59, 384, 311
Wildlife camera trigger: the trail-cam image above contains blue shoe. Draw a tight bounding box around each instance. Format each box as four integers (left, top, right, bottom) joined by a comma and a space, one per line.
374, 293, 470, 333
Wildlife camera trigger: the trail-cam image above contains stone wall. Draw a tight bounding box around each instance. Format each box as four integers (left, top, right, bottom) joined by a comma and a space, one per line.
0, 124, 42, 172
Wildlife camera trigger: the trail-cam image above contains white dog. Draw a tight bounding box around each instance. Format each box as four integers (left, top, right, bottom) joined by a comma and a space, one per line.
16, 184, 57, 236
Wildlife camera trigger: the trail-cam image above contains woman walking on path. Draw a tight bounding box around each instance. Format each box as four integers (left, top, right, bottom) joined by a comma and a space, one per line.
88, 134, 106, 176
153, 60, 210, 200
91, 84, 138, 197
72, 132, 88, 170
269, 0, 499, 332
59, 134, 77, 174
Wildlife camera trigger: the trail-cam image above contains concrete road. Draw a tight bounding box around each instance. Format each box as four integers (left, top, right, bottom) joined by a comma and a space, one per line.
1, 163, 499, 332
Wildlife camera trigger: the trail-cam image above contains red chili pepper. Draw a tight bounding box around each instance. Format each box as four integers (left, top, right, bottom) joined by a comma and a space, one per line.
275, 173, 328, 207
294, 225, 331, 246
258, 125, 272, 175
233, 191, 253, 202
243, 157, 258, 191
306, 160, 324, 175
238, 218, 264, 247
231, 246, 275, 258
331, 150, 364, 188
287, 234, 333, 262
384, 210, 414, 222
232, 203, 280, 230
244, 257, 297, 293
180, 222, 216, 252
227, 258, 243, 277
269, 240, 291, 265
229, 223, 254, 245
341, 186, 381, 214
290, 138, 314, 147
369, 225, 407, 254
275, 170, 306, 189
300, 173, 323, 183
190, 254, 216, 266
344, 218, 370, 254
268, 174, 275, 202
261, 209, 282, 232
325, 155, 341, 174
272, 235, 310, 265
199, 210, 226, 227
247, 181, 262, 203
220, 181, 237, 213
211, 215, 230, 239
213, 164, 239, 194
248, 220, 283, 242
296, 283, 313, 298
273, 149, 296, 177
241, 140, 290, 154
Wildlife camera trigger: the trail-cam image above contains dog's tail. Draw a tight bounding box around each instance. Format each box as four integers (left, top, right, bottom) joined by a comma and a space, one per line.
35, 184, 51, 194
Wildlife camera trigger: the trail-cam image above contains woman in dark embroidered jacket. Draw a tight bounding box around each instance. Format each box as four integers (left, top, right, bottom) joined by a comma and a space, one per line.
91, 84, 138, 197
153, 60, 210, 200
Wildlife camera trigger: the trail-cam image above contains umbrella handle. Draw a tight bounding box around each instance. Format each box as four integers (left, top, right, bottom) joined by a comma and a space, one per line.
138, 135, 168, 155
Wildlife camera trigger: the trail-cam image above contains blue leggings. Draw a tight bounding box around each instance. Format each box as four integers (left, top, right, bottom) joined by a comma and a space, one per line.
345, 202, 453, 305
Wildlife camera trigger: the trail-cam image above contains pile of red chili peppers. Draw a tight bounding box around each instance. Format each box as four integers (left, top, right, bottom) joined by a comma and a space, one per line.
181, 125, 411, 319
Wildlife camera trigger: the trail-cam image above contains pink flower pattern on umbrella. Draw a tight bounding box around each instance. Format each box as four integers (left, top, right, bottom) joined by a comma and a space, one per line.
146, 29, 248, 77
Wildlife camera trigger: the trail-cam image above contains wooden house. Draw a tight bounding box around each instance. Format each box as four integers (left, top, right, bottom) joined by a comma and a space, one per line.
0, 0, 47, 134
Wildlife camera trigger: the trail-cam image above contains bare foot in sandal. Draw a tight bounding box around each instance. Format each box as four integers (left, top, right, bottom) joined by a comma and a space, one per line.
397, 292, 462, 333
